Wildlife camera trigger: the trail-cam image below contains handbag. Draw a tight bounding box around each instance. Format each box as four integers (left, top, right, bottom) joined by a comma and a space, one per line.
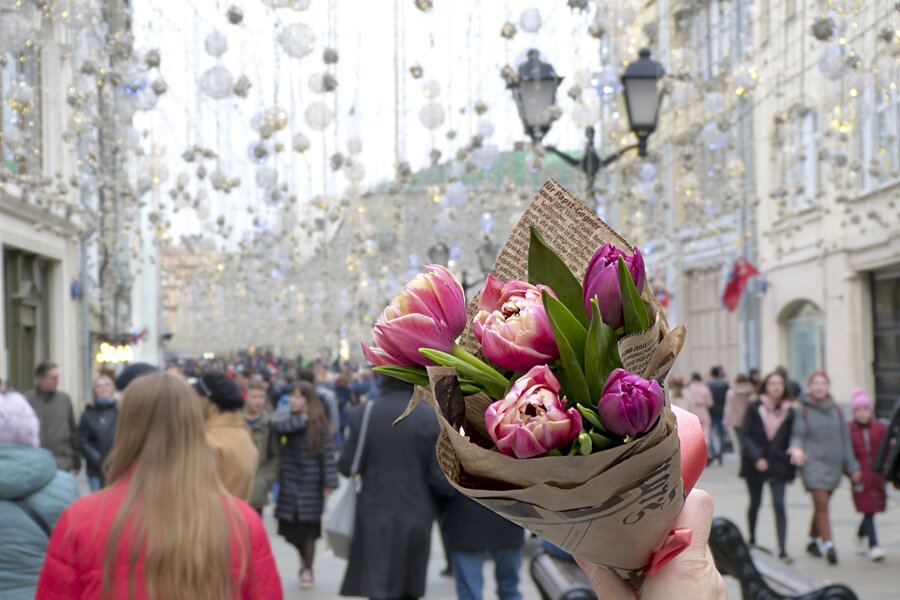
325, 400, 374, 559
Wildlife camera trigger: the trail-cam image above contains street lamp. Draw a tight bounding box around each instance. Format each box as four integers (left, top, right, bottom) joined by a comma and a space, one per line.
512, 48, 665, 196
508, 49, 563, 144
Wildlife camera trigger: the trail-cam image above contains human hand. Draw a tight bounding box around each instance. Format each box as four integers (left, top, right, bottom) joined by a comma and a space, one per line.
576, 489, 727, 600
786, 447, 806, 467
850, 471, 862, 483
755, 458, 768, 472
324, 488, 334, 499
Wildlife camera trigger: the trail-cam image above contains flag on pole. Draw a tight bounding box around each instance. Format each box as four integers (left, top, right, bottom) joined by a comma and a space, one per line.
721, 257, 758, 312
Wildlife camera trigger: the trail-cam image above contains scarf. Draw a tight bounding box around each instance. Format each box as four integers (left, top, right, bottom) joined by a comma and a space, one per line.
759, 394, 788, 441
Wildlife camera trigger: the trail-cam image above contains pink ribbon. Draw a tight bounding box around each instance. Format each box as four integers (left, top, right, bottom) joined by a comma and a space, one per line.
644, 406, 707, 575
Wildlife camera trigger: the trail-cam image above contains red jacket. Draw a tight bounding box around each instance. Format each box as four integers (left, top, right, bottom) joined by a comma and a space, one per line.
849, 419, 888, 514
35, 481, 283, 599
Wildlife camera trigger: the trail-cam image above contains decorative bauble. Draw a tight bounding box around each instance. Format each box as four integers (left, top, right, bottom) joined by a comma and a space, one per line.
415, 0, 433, 11
422, 79, 441, 99
304, 102, 333, 130
419, 102, 445, 129
501, 22, 517, 39
135, 88, 158, 111
5, 80, 35, 113
205, 30, 228, 57
248, 141, 270, 164
477, 118, 495, 137
347, 137, 363, 154
519, 8, 542, 33
145, 49, 161, 69
811, 17, 836, 41
309, 72, 338, 93
345, 160, 365, 182
200, 66, 234, 99
701, 121, 728, 149
151, 79, 168, 95
323, 47, 339, 64
279, 23, 315, 58
292, 133, 311, 153
733, 62, 759, 95
233, 74, 252, 98
264, 106, 289, 131
818, 44, 846, 80
568, 0, 588, 12
289, 0, 312, 9
227, 5, 243, 24
256, 167, 278, 188
409, 63, 424, 78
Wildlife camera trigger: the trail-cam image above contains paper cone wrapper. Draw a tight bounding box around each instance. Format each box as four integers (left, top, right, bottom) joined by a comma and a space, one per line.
401, 180, 688, 584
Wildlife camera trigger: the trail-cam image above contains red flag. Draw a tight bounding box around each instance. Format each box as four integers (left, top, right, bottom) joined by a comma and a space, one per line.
721, 257, 758, 311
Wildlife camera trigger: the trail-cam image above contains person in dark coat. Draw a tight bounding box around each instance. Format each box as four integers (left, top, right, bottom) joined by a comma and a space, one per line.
443, 491, 524, 600
23, 361, 80, 473
874, 398, 900, 487
273, 381, 338, 589
706, 366, 729, 461
848, 388, 888, 561
739, 371, 796, 563
76, 374, 118, 490
338, 376, 455, 600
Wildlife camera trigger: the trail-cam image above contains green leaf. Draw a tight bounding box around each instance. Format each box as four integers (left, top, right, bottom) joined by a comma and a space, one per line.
528, 226, 589, 328
578, 432, 592, 455
419, 348, 508, 399
542, 290, 590, 409
372, 365, 430, 388
576, 403, 603, 429
585, 298, 624, 405
618, 256, 650, 334
588, 430, 615, 450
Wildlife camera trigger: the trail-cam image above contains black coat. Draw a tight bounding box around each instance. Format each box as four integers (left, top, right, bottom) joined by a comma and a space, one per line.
739, 400, 796, 483
272, 410, 339, 524
76, 402, 118, 479
440, 491, 524, 553
874, 401, 900, 487
338, 380, 455, 599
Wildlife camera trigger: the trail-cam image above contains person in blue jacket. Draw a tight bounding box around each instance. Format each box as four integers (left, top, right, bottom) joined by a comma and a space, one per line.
0, 391, 79, 600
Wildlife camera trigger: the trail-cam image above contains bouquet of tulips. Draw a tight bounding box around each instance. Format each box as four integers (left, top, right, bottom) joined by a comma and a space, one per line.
362, 180, 703, 585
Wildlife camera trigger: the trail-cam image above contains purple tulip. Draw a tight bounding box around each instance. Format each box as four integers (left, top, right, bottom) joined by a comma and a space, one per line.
485, 365, 582, 458
582, 243, 646, 330
361, 264, 467, 367
473, 275, 560, 371
596, 368, 664, 437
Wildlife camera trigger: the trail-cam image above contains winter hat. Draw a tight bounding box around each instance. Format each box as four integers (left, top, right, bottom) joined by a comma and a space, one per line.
116, 362, 158, 392
0, 392, 40, 448
196, 371, 244, 412
851, 387, 873, 411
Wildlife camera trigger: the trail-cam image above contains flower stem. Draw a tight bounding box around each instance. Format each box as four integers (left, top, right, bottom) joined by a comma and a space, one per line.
450, 343, 510, 387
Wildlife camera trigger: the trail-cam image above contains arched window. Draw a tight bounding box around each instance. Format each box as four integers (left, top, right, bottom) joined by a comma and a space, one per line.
780, 300, 825, 390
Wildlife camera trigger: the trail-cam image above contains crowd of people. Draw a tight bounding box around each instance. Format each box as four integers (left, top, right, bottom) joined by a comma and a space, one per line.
3, 351, 897, 599
672, 364, 899, 566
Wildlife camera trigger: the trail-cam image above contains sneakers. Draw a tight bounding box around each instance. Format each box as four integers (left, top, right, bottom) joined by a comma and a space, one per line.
806, 541, 822, 558
870, 547, 886, 562
826, 546, 838, 565
856, 537, 868, 555
299, 569, 314, 589
778, 552, 795, 565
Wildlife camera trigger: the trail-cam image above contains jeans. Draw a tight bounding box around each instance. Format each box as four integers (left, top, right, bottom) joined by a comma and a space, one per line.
451, 548, 523, 600
746, 479, 787, 554
858, 513, 878, 547
710, 417, 725, 459
88, 475, 104, 492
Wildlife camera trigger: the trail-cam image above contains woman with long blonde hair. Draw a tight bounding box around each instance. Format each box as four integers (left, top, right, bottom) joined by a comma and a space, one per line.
35, 371, 282, 599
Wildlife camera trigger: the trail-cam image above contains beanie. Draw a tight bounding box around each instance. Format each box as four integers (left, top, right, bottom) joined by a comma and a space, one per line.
115, 362, 158, 392
851, 387, 873, 411
0, 392, 40, 447
197, 371, 244, 411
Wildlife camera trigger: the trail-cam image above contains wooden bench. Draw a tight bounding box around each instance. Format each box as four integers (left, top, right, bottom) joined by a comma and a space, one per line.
708, 517, 859, 599
529, 551, 597, 600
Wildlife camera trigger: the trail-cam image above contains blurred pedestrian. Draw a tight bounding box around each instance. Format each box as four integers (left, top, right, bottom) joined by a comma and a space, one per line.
774, 365, 801, 400
35, 372, 282, 599
739, 371, 796, 563
24, 362, 80, 473
243, 380, 282, 515
668, 374, 693, 413
688, 373, 714, 464
787, 370, 860, 565
0, 392, 79, 600
299, 369, 340, 443
77, 374, 119, 491
273, 381, 338, 589
113, 362, 157, 393
443, 491, 525, 600
338, 376, 455, 600
706, 366, 729, 461
723, 373, 756, 454
848, 388, 888, 561
194, 371, 259, 501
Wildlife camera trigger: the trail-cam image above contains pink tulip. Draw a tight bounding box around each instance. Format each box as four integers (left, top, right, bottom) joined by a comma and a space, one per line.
596, 368, 664, 437
582, 243, 646, 330
485, 365, 582, 458
361, 264, 467, 367
473, 275, 560, 371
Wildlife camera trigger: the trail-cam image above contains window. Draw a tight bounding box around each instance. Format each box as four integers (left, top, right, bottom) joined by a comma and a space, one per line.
859, 87, 900, 190
686, 1, 733, 81
782, 109, 819, 209
1, 42, 42, 175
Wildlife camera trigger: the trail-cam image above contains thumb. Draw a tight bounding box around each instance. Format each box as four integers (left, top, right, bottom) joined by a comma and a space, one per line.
676, 488, 714, 552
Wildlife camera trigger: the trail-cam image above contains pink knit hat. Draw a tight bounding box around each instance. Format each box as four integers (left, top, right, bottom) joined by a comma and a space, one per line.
851, 387, 873, 411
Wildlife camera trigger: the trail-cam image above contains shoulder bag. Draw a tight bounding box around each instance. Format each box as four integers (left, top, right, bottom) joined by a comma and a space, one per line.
325, 400, 374, 559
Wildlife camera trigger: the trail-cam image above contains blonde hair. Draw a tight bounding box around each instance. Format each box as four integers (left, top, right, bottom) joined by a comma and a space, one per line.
92, 374, 114, 396
102, 371, 250, 600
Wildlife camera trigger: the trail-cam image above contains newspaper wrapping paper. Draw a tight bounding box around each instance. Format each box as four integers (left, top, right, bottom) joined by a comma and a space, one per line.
403, 179, 687, 585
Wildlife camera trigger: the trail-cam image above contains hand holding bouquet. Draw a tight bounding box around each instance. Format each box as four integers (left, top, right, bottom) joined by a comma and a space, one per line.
362, 180, 703, 586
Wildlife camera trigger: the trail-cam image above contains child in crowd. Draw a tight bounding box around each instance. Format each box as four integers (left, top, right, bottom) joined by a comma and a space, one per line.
848, 388, 888, 561
243, 379, 282, 516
